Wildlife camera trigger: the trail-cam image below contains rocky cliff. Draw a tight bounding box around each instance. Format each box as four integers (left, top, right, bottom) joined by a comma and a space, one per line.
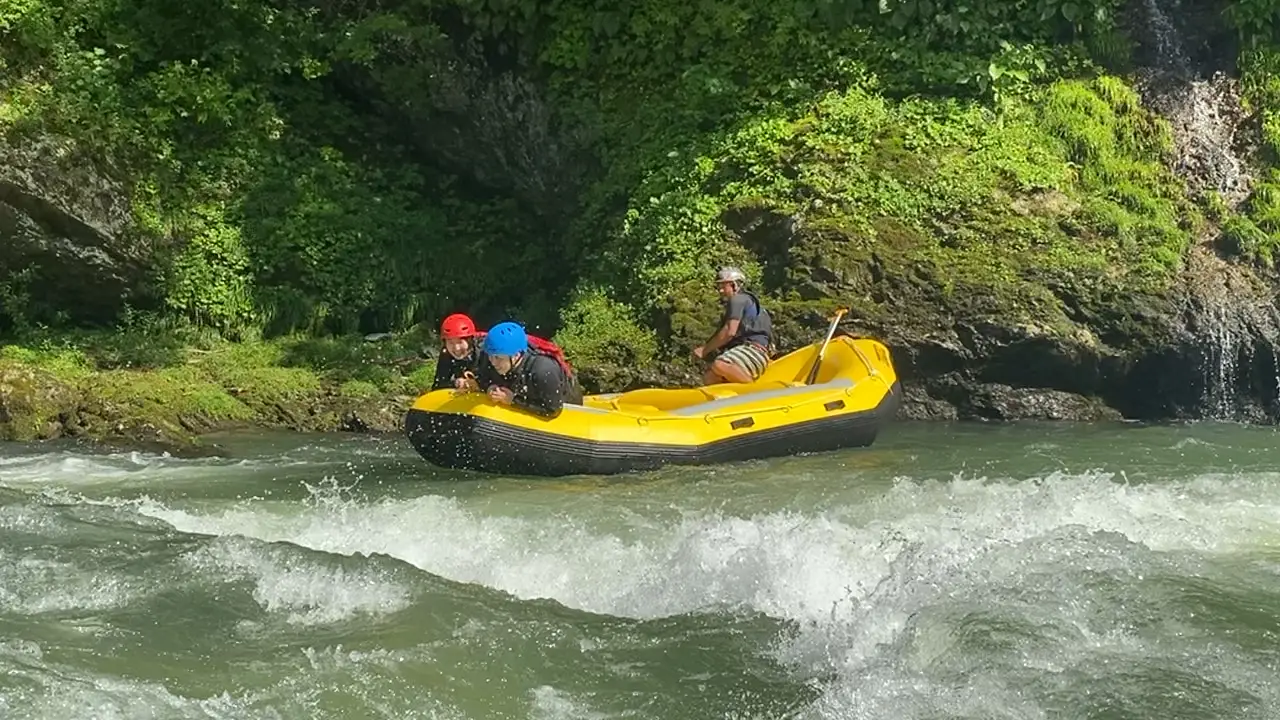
0, 135, 154, 328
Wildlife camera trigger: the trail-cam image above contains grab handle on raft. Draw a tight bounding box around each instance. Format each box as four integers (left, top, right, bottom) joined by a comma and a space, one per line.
696, 384, 865, 422
804, 307, 849, 386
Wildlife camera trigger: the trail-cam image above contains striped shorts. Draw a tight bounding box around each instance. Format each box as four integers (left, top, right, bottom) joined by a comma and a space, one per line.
717, 343, 770, 380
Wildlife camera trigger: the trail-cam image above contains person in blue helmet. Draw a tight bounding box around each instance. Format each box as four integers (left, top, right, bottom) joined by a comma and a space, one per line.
475, 321, 583, 418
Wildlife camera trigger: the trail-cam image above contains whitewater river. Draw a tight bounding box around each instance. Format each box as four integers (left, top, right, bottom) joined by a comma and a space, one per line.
2, 420, 1279, 719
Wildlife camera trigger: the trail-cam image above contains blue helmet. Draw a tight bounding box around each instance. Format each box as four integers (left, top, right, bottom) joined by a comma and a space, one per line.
483, 321, 528, 356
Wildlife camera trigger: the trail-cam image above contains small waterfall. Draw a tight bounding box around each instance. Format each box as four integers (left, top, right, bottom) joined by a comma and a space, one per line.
1131, 0, 1278, 419
1141, 0, 1191, 72
1144, 73, 1253, 205
1132, 0, 1253, 206
1179, 248, 1280, 421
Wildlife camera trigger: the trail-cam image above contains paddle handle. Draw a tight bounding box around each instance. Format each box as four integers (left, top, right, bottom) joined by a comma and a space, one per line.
805, 307, 849, 385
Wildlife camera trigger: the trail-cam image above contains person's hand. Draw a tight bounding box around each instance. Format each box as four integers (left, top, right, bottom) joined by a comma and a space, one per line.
488, 385, 514, 405
692, 346, 705, 360
454, 374, 478, 391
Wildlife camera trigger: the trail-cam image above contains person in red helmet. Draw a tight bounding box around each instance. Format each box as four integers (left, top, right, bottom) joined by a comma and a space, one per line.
430, 313, 484, 391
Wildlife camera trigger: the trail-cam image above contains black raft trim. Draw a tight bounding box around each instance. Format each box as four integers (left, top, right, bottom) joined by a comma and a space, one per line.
405, 380, 903, 477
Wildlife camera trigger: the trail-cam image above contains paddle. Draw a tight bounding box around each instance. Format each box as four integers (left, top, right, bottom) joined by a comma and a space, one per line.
804, 306, 849, 385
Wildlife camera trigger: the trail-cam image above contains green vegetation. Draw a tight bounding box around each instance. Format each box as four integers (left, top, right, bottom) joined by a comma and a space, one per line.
1, 0, 1279, 444
0, 322, 434, 444
1231, 45, 1280, 264
1210, 0, 1280, 265
611, 75, 1196, 348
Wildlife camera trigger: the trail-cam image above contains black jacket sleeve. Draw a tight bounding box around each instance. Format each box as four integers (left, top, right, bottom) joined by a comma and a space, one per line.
511, 356, 565, 418
430, 349, 456, 390
475, 353, 498, 391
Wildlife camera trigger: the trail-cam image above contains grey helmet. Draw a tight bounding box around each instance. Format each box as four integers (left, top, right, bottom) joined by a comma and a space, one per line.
715, 266, 747, 286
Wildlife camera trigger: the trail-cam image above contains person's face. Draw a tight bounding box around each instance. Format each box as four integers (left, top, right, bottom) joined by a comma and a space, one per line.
488, 353, 516, 375
444, 337, 471, 359
716, 280, 737, 298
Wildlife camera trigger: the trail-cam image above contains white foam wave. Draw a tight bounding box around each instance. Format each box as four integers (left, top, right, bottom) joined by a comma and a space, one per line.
183, 537, 413, 626
130, 468, 1280, 718
134, 471, 1280, 619
0, 638, 268, 720
530, 685, 606, 720
0, 551, 138, 615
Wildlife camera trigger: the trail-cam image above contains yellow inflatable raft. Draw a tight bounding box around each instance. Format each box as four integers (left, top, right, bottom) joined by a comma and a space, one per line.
404, 331, 901, 477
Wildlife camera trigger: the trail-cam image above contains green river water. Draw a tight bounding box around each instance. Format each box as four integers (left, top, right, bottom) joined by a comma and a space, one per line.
2, 420, 1279, 719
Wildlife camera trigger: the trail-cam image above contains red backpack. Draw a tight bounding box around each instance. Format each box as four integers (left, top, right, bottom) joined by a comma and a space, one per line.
528, 334, 575, 377
474, 331, 575, 377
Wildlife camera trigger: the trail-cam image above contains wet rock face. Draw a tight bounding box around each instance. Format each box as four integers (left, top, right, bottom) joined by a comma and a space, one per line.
334, 43, 591, 227
848, 321, 1150, 423
334, 398, 406, 434
0, 134, 153, 326
1164, 246, 1280, 423
0, 357, 416, 454
1134, 70, 1258, 208
899, 381, 1123, 422
706, 206, 1138, 421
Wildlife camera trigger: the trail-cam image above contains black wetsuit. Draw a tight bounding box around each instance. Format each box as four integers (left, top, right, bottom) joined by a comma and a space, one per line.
430, 347, 481, 391
477, 349, 583, 418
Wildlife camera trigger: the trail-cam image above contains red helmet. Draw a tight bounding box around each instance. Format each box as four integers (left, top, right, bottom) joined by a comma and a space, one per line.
440, 313, 478, 339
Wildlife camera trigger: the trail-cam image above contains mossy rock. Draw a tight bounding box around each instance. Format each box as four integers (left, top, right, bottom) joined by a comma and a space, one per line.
576, 360, 704, 394
658, 279, 731, 355
89, 367, 254, 438
0, 360, 79, 441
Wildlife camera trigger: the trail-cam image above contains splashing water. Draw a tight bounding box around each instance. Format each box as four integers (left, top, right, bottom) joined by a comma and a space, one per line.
4, 426, 1280, 719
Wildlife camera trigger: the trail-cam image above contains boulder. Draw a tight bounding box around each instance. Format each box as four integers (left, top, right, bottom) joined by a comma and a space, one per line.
0, 133, 153, 326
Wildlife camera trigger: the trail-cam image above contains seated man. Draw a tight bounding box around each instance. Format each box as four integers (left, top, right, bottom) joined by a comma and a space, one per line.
692, 266, 774, 384
430, 313, 485, 390
475, 321, 583, 418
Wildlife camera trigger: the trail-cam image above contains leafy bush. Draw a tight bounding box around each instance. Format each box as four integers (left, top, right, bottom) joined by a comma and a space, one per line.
554, 287, 659, 368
